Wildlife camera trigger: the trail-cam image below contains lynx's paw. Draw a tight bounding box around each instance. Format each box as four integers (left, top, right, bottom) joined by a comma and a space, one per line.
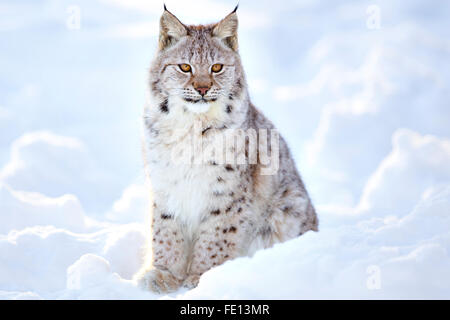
183, 274, 200, 289
136, 268, 182, 293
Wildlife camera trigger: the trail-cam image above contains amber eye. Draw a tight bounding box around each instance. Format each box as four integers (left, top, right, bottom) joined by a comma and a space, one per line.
211, 64, 223, 73
179, 64, 191, 72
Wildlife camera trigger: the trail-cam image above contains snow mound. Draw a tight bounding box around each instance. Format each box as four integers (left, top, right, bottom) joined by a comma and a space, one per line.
106, 183, 150, 224
66, 254, 113, 290
181, 185, 450, 299
63, 253, 156, 300
0, 223, 148, 298
358, 129, 450, 216
0, 131, 87, 196
0, 183, 86, 233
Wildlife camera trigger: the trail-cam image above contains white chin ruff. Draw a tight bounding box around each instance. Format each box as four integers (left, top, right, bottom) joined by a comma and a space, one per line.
185, 101, 211, 114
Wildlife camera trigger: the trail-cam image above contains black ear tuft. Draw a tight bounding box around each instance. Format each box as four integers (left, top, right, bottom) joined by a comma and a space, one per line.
164, 3, 167, 11
232, 4, 239, 13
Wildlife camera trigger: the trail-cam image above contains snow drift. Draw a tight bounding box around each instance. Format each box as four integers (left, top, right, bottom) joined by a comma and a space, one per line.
1, 129, 449, 299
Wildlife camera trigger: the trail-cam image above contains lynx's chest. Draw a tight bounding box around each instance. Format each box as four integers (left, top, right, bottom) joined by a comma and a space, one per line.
143, 98, 243, 230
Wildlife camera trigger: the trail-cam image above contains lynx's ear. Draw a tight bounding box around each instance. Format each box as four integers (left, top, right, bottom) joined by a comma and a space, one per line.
159, 5, 188, 50
212, 6, 239, 51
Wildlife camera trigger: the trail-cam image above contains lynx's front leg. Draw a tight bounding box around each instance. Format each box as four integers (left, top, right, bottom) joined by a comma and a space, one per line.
135, 204, 188, 293
184, 203, 256, 289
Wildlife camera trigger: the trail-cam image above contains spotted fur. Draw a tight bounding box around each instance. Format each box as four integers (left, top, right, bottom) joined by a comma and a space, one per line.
134, 6, 318, 293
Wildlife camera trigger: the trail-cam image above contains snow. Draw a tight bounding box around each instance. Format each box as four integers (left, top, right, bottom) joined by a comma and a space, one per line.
0, 183, 86, 233
1, 0, 449, 299
184, 186, 450, 299
1, 128, 449, 299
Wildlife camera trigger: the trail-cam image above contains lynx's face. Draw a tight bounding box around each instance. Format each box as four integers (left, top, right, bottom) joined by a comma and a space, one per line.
150, 7, 246, 113
159, 35, 238, 104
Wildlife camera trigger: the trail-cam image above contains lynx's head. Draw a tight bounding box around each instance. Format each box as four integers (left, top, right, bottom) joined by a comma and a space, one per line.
149, 6, 248, 116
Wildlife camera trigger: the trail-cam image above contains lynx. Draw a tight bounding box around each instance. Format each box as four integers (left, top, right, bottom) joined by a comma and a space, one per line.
135, 6, 318, 293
